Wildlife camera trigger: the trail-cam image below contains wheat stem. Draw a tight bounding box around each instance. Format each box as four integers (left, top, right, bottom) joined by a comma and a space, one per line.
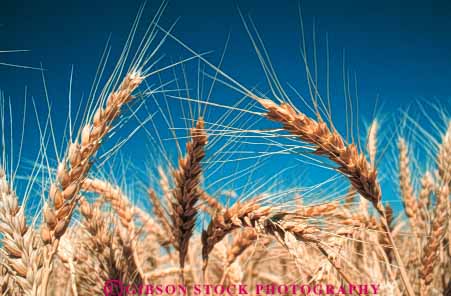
169, 118, 208, 281
255, 97, 415, 296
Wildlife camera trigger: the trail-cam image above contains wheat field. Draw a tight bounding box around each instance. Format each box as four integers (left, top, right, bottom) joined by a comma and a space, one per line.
0, 2, 450, 296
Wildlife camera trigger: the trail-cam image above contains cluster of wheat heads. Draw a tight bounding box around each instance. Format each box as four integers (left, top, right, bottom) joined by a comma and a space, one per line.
1, 7, 451, 296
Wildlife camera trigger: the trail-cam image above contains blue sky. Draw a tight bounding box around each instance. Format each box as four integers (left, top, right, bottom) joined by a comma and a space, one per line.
2, 0, 451, 101
1, 0, 451, 212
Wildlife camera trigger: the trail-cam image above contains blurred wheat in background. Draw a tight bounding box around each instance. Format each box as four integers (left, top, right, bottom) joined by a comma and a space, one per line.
0, 1, 450, 296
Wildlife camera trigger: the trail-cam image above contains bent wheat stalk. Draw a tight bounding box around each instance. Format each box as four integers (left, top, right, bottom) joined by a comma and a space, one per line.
201, 200, 272, 270
81, 178, 144, 281
82, 178, 134, 231
39, 71, 144, 294
227, 228, 258, 266
254, 216, 360, 294
255, 97, 415, 296
78, 196, 112, 262
200, 190, 223, 213
256, 98, 382, 211
148, 188, 174, 244
76, 198, 117, 294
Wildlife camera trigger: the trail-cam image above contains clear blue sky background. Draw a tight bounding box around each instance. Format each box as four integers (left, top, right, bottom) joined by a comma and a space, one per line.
1, 0, 451, 212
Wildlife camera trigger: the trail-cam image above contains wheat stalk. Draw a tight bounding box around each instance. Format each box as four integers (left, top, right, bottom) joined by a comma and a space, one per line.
0, 258, 14, 295
81, 178, 145, 282
78, 196, 111, 255
81, 178, 134, 231
420, 123, 451, 294
169, 118, 208, 279
256, 98, 383, 213
41, 71, 143, 245
39, 71, 144, 294
300, 201, 339, 217
252, 215, 360, 293
437, 122, 451, 260
417, 171, 434, 234
226, 228, 258, 266
438, 122, 451, 183
201, 200, 272, 270
398, 138, 418, 224
157, 166, 172, 205
420, 184, 449, 292
0, 168, 44, 295
367, 119, 378, 166
255, 97, 415, 296
73, 198, 118, 294
133, 207, 170, 247
360, 119, 378, 215
200, 190, 223, 213
148, 188, 174, 244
